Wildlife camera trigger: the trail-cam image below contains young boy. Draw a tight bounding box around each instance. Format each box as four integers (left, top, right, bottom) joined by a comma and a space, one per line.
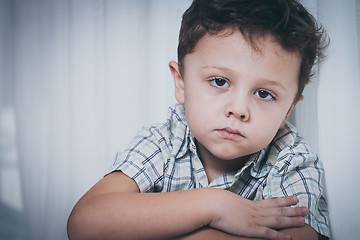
67, 0, 330, 239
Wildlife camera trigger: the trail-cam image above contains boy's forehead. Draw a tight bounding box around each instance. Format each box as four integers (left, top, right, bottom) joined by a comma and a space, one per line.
197, 30, 293, 55
188, 30, 300, 66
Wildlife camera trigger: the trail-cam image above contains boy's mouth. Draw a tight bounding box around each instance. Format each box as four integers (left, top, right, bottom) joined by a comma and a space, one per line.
216, 127, 245, 140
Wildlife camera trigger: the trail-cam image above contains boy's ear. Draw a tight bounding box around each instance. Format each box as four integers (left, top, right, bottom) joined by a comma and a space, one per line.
169, 61, 185, 104
280, 95, 304, 129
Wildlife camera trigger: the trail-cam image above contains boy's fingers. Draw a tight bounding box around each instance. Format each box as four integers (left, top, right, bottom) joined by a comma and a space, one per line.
258, 196, 298, 208
261, 206, 309, 217
257, 215, 306, 230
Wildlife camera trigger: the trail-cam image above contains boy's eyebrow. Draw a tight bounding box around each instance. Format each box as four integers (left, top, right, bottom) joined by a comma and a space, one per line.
201, 65, 231, 72
201, 65, 288, 91
257, 79, 287, 91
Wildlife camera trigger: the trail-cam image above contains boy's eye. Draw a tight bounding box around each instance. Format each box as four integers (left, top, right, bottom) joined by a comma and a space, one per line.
254, 90, 275, 100
209, 77, 229, 88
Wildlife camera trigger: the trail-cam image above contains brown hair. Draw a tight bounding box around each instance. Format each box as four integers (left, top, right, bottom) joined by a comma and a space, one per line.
178, 0, 328, 101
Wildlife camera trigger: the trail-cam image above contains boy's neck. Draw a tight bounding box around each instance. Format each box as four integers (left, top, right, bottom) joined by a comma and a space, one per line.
195, 140, 249, 183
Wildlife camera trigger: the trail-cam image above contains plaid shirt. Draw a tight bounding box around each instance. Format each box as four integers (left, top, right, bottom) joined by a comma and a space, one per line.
110, 104, 330, 238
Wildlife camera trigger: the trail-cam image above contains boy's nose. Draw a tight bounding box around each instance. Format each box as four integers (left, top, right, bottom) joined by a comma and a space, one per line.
225, 97, 250, 121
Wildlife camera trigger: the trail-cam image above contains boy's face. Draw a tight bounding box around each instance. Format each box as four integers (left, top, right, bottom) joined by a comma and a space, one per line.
170, 30, 302, 162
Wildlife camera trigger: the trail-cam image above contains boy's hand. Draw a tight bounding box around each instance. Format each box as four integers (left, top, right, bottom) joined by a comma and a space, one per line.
209, 190, 308, 240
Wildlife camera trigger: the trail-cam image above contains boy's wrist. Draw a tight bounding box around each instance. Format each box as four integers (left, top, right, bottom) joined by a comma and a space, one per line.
197, 187, 229, 227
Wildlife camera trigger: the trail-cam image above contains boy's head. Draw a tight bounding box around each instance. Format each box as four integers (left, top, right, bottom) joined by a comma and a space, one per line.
177, 0, 327, 102
170, 30, 302, 161
169, 0, 328, 163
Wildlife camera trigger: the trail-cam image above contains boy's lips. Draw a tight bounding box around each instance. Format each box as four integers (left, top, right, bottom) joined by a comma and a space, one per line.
216, 127, 245, 140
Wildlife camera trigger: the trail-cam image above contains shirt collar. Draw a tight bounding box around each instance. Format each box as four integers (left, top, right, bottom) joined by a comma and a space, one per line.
178, 126, 197, 158
245, 122, 298, 178
248, 145, 272, 178
168, 104, 195, 159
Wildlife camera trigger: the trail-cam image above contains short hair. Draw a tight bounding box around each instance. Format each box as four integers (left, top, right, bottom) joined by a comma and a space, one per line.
178, 0, 328, 101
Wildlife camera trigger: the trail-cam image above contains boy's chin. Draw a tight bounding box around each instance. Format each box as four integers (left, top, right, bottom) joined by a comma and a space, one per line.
210, 150, 250, 162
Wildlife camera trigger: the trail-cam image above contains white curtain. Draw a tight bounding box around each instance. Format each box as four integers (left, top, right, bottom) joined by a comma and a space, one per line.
0, 0, 359, 239
1, 0, 190, 239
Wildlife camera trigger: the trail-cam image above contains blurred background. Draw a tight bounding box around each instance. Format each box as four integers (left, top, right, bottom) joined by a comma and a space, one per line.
0, 0, 359, 239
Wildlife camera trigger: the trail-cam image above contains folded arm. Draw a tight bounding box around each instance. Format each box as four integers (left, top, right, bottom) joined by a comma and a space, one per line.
68, 172, 212, 239
67, 171, 309, 240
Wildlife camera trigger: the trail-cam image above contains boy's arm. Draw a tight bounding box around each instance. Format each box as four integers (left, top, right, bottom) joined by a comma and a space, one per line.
67, 171, 211, 240
279, 224, 318, 240
67, 171, 308, 240
174, 224, 317, 240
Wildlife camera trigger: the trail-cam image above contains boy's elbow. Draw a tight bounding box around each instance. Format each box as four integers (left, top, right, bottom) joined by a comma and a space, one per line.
67, 206, 91, 240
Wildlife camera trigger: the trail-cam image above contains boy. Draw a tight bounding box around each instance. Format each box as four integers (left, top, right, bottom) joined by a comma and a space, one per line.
67, 0, 330, 239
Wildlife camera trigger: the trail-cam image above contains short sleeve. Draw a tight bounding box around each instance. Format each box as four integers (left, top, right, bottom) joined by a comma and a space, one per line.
108, 125, 168, 193
264, 152, 330, 238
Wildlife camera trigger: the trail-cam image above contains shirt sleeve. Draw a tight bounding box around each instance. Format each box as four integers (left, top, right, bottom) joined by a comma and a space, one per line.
263, 151, 330, 238
108, 125, 167, 193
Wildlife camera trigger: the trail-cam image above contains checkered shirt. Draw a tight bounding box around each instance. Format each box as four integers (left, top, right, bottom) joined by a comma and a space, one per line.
109, 104, 330, 238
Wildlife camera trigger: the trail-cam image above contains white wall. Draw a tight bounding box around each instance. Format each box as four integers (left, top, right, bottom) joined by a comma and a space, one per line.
317, 1, 360, 239
295, 1, 360, 239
